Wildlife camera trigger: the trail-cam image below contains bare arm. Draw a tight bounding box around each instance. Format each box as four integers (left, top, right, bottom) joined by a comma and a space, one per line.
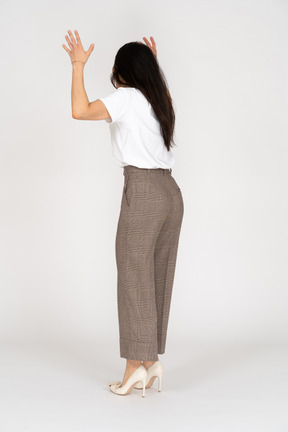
71, 62, 110, 120
71, 62, 88, 118
63, 29, 111, 121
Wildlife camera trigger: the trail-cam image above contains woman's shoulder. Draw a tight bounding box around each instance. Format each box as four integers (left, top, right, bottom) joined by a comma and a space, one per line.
116, 87, 148, 110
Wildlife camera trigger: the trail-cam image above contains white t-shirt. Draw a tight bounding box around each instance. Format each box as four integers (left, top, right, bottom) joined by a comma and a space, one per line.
99, 87, 176, 169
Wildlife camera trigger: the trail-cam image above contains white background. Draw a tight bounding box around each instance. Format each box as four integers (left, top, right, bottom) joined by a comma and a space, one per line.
1, 0, 287, 345
0, 0, 287, 431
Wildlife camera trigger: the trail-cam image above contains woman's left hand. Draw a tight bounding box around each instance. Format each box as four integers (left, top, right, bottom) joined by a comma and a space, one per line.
62, 30, 94, 66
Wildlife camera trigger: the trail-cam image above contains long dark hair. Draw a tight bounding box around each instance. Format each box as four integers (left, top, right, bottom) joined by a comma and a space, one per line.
110, 42, 176, 152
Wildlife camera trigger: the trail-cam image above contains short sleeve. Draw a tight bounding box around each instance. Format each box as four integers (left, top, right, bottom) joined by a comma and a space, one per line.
99, 88, 130, 123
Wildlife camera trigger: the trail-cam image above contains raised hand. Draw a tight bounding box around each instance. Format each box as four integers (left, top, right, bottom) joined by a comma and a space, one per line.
139, 36, 157, 59
62, 30, 95, 65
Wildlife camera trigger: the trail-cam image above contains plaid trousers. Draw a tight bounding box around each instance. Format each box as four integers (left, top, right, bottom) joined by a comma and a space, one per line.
115, 165, 184, 361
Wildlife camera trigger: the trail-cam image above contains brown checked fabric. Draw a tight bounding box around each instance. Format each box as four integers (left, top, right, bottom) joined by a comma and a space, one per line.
115, 165, 184, 361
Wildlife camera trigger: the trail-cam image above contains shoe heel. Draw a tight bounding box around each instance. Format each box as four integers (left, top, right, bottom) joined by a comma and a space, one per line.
142, 379, 146, 398
158, 373, 162, 392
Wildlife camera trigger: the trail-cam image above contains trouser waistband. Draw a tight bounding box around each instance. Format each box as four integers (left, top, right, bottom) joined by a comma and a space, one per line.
123, 165, 172, 176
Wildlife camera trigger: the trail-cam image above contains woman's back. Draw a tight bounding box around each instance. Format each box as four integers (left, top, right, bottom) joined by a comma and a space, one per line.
99, 87, 175, 169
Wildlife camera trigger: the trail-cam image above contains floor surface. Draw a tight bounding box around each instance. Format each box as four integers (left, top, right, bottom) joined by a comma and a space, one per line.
0, 340, 287, 432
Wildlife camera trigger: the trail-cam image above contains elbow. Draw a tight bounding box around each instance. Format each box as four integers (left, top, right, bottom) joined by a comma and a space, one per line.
72, 112, 79, 119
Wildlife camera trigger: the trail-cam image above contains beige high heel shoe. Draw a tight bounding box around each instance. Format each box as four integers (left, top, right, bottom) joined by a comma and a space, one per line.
108, 364, 147, 397
133, 360, 164, 391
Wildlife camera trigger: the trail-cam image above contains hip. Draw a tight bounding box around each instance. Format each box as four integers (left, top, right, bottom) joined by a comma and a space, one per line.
122, 165, 183, 208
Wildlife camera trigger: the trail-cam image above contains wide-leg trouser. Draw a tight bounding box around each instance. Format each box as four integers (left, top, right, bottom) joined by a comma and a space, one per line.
115, 165, 184, 361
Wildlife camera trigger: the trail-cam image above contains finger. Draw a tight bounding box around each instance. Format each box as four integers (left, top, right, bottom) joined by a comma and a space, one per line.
62, 44, 71, 54
67, 29, 77, 46
65, 34, 73, 50
74, 29, 83, 49
86, 43, 95, 56
143, 37, 151, 48
150, 36, 156, 48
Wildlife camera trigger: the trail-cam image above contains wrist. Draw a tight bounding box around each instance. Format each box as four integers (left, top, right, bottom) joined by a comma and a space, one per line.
72, 61, 85, 67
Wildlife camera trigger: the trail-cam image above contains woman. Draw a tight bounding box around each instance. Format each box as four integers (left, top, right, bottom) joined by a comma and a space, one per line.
62, 30, 184, 397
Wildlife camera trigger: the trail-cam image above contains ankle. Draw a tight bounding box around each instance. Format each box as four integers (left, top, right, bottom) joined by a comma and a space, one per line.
143, 359, 158, 369
126, 359, 142, 369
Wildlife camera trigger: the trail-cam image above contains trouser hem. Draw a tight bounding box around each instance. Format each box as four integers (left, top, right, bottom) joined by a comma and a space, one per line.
120, 337, 159, 361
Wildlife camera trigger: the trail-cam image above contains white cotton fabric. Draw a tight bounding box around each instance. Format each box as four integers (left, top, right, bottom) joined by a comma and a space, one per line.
99, 87, 176, 169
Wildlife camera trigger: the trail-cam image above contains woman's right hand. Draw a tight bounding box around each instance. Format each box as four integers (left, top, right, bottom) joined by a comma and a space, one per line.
139, 36, 157, 59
